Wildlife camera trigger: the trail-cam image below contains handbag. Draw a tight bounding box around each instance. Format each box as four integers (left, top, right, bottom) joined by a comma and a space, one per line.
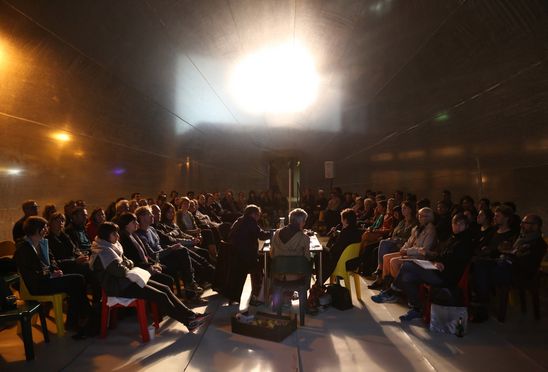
327, 279, 353, 310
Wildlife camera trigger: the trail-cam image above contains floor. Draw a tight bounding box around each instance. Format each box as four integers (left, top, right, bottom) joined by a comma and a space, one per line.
1, 276, 547, 372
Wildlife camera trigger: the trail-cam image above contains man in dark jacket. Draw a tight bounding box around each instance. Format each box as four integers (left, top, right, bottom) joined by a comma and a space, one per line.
373, 213, 473, 321
226, 204, 271, 304
316, 208, 363, 284
12, 200, 39, 241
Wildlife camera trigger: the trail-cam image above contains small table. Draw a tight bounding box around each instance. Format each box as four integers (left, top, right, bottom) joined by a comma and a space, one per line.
0, 301, 49, 360
260, 233, 323, 301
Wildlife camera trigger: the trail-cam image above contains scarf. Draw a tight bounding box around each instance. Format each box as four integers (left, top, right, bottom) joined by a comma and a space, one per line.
90, 237, 124, 269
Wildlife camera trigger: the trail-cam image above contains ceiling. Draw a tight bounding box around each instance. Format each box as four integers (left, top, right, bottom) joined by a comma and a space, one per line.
0, 0, 547, 236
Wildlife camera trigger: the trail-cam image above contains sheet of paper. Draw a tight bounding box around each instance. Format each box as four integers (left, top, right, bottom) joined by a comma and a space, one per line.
402, 259, 439, 270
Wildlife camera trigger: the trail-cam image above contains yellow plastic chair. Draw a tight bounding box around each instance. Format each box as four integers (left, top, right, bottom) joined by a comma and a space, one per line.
330, 243, 362, 301
19, 276, 67, 336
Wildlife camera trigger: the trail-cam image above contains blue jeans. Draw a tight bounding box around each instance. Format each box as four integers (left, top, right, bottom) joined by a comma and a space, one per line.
395, 261, 444, 309
378, 239, 399, 265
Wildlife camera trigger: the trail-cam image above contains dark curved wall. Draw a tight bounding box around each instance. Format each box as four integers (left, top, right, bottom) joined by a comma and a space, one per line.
1, 0, 547, 240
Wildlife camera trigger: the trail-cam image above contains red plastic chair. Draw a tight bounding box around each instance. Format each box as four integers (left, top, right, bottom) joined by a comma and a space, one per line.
100, 289, 160, 342
419, 264, 470, 324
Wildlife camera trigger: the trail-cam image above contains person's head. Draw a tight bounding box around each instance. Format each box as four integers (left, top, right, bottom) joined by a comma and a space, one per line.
48, 212, 66, 234
318, 189, 325, 198
418, 207, 435, 226
288, 208, 308, 230
23, 216, 48, 240
161, 202, 176, 222
22, 200, 39, 217
189, 200, 198, 213
117, 212, 139, 234
244, 204, 262, 221
179, 197, 191, 211
387, 198, 396, 212
442, 190, 452, 202
364, 198, 375, 211
206, 193, 215, 206
520, 214, 542, 234
71, 207, 88, 227
115, 199, 130, 215
477, 208, 494, 227
97, 222, 119, 243
150, 204, 161, 224
340, 208, 357, 228
503, 201, 517, 214
436, 200, 451, 216
157, 193, 167, 205
393, 206, 402, 221
249, 190, 256, 198
213, 192, 221, 201
401, 201, 416, 220
138, 199, 149, 206
460, 195, 475, 211
187, 191, 195, 199
494, 205, 513, 227
42, 204, 57, 221
130, 192, 142, 200
225, 190, 234, 200
478, 198, 490, 211
198, 194, 206, 206
417, 198, 431, 209
376, 200, 387, 214
90, 208, 106, 225
135, 206, 154, 228
128, 199, 139, 213
375, 194, 386, 203
169, 190, 178, 199
394, 190, 404, 202
452, 213, 469, 234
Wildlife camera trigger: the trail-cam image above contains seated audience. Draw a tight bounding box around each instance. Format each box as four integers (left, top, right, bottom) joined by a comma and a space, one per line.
90, 222, 209, 332
379, 207, 437, 288
42, 204, 57, 222
86, 208, 106, 242
176, 198, 218, 259
15, 216, 91, 339
65, 207, 92, 254
110, 199, 130, 224
368, 201, 417, 289
372, 213, 473, 321
12, 200, 39, 241
435, 200, 452, 243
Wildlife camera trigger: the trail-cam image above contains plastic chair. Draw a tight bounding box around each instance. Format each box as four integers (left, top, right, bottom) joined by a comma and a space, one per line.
271, 256, 312, 326
330, 243, 362, 301
420, 264, 470, 324
19, 275, 67, 336
100, 289, 159, 342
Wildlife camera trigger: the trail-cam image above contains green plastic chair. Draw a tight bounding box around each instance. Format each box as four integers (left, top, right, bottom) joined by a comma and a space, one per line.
330, 243, 362, 301
271, 256, 312, 326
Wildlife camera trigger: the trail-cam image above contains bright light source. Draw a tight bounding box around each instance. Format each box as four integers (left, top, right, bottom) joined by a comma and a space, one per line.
5, 168, 23, 175
230, 42, 319, 114
51, 131, 72, 142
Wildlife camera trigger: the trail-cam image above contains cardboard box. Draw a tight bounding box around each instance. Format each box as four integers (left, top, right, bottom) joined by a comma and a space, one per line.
231, 312, 297, 342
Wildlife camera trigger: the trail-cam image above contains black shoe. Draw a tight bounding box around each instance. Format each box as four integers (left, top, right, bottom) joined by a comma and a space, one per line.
186, 313, 211, 332
367, 280, 383, 290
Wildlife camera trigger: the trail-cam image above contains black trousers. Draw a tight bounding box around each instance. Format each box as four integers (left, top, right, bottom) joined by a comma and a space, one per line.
58, 260, 101, 303
188, 248, 215, 284
31, 274, 91, 328
120, 280, 195, 325
160, 248, 194, 285
227, 257, 263, 302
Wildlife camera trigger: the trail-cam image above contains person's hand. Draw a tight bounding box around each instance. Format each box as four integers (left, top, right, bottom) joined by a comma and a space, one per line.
434, 262, 445, 271
399, 248, 408, 256
171, 243, 183, 250
76, 254, 89, 263
193, 237, 201, 245
51, 269, 63, 278
418, 248, 426, 256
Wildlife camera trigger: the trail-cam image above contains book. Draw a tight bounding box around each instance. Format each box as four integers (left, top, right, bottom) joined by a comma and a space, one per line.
402, 259, 439, 270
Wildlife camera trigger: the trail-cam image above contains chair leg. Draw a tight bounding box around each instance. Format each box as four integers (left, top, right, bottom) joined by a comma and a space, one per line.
298, 289, 306, 326
498, 286, 510, 322
21, 314, 35, 361
38, 305, 50, 343
136, 300, 150, 342
151, 303, 160, 328
519, 288, 527, 313
100, 301, 109, 338
352, 273, 362, 301
52, 296, 65, 336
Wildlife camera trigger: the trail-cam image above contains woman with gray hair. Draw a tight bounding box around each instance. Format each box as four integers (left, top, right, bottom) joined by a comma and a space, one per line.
270, 208, 311, 262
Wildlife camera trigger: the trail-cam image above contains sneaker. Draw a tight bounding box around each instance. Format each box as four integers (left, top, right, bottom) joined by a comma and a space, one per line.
371, 290, 399, 304
399, 308, 422, 322
186, 313, 211, 332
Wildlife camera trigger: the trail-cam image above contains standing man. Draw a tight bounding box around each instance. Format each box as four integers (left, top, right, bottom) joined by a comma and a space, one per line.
227, 205, 271, 305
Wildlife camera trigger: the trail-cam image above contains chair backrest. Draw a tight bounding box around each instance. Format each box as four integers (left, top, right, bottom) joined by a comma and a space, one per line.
334, 243, 361, 272
271, 256, 312, 276
0, 240, 16, 258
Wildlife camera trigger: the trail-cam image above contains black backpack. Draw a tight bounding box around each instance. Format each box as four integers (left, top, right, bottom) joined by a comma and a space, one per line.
327, 279, 353, 310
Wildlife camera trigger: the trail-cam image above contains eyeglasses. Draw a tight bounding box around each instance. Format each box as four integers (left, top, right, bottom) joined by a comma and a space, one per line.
521, 221, 536, 225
